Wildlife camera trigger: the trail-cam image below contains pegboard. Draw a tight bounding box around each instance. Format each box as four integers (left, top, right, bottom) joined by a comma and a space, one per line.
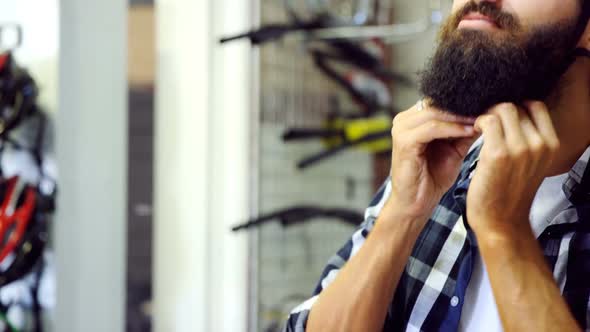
255, 1, 377, 330
252, 1, 439, 331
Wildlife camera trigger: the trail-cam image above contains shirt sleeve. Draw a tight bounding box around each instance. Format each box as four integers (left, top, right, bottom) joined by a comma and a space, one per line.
283, 177, 393, 332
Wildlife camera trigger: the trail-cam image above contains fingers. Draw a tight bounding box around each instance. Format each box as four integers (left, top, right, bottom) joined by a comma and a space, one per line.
523, 101, 560, 151
475, 102, 560, 171
392, 101, 478, 151
518, 111, 545, 154
475, 113, 506, 154
490, 103, 528, 155
396, 101, 477, 130
409, 120, 476, 145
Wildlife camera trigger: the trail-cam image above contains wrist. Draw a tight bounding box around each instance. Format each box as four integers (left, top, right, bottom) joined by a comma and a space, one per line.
473, 220, 535, 252
377, 200, 430, 235
372, 210, 425, 257
384, 193, 436, 222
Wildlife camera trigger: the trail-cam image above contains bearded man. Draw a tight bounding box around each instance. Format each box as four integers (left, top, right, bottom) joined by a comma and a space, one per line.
284, 0, 590, 331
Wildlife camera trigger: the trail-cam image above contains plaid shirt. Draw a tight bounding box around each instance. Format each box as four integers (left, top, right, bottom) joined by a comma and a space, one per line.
285, 143, 590, 332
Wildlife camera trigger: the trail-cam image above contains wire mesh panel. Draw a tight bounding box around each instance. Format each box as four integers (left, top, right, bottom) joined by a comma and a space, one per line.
252, 1, 440, 330
256, 1, 375, 330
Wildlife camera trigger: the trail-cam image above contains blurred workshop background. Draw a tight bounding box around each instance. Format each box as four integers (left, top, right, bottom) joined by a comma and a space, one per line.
0, 0, 454, 331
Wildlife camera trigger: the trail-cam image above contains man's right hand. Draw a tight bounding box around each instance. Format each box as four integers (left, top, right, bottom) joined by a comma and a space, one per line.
305, 101, 478, 332
386, 100, 479, 221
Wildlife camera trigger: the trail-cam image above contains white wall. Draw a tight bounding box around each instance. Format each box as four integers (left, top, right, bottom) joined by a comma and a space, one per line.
208, 0, 251, 330
153, 0, 251, 331
153, 0, 210, 330
56, 0, 127, 331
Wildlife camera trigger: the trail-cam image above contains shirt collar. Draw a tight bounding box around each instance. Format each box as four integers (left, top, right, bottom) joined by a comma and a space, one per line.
458, 139, 482, 185
456, 141, 590, 217
563, 146, 590, 204
453, 139, 590, 233
458, 141, 590, 199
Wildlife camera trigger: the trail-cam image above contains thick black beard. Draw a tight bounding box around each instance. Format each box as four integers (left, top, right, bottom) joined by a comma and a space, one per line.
419, 22, 579, 117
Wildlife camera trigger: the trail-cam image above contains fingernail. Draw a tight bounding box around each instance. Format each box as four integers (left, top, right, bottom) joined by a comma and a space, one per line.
464, 126, 475, 134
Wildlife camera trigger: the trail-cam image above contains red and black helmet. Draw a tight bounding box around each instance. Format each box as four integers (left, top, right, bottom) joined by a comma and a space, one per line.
0, 176, 52, 287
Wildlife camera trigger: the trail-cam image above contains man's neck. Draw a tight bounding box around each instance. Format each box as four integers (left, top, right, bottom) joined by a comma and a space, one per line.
545, 58, 590, 176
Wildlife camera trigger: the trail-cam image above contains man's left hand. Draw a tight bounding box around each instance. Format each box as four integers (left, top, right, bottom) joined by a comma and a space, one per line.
466, 101, 561, 239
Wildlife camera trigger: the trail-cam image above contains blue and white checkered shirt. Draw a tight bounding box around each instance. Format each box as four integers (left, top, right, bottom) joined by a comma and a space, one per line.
285, 143, 590, 332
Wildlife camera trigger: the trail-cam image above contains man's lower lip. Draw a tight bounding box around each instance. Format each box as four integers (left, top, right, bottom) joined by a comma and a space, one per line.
458, 19, 499, 30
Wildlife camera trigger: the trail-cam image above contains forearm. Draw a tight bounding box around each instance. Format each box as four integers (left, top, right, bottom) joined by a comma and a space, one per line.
307, 203, 426, 332
478, 227, 580, 332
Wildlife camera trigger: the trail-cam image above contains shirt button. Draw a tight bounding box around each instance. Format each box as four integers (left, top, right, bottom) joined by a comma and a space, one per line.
450, 296, 460, 307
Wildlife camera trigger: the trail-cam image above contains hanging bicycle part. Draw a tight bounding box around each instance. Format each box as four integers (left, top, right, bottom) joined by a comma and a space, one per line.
309, 39, 411, 115
222, 0, 444, 44
219, 17, 327, 45
221, 0, 423, 116
283, 114, 392, 169
222, 19, 413, 115
232, 205, 363, 231
283, 0, 444, 43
